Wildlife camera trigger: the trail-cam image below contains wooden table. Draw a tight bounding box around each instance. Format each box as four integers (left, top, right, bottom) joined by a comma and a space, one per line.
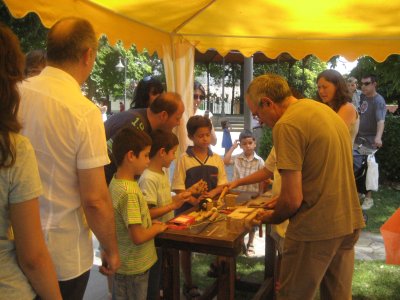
155, 192, 277, 300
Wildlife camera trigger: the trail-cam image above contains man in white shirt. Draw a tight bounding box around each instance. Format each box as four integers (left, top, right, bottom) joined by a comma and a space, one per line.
347, 76, 362, 109
19, 17, 120, 300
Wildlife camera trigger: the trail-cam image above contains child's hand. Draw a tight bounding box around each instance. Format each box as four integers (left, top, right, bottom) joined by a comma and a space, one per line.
188, 196, 200, 206
179, 191, 192, 202
154, 222, 168, 233
232, 140, 240, 150
188, 179, 208, 194
171, 191, 191, 209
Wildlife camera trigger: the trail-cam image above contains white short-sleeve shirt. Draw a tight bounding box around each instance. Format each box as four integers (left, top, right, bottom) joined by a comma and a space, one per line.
19, 67, 110, 280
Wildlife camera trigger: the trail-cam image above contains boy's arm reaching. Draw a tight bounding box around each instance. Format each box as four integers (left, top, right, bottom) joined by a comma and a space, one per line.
128, 222, 167, 245
223, 140, 239, 165
149, 191, 191, 219
174, 189, 200, 206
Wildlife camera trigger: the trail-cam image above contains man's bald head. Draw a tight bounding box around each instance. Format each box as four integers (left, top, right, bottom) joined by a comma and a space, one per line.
149, 92, 183, 115
47, 17, 97, 65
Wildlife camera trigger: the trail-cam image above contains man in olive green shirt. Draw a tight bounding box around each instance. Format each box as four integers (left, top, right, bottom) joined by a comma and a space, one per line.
246, 74, 365, 300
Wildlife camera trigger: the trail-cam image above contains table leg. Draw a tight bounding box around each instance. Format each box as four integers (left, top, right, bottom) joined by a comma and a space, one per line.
216, 256, 235, 300
265, 224, 276, 299
162, 248, 180, 300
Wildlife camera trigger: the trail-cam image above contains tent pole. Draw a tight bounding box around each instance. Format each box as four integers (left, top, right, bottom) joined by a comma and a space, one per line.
243, 56, 253, 131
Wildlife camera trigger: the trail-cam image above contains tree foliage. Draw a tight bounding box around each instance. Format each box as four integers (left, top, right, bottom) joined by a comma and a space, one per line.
0, 0, 48, 52
88, 36, 162, 103
254, 55, 327, 99
0, 2, 164, 105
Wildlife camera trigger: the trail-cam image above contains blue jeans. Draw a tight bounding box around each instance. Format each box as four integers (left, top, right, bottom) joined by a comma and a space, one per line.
113, 271, 149, 300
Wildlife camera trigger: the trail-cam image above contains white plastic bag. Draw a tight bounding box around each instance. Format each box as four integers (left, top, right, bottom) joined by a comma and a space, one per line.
366, 154, 379, 191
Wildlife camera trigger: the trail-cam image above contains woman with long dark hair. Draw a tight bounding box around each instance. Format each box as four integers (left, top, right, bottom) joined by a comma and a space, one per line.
131, 76, 164, 109
317, 69, 359, 144
0, 23, 61, 299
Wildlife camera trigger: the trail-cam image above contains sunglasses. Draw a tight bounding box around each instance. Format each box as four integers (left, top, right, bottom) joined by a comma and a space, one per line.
194, 94, 205, 100
361, 81, 372, 86
143, 75, 153, 82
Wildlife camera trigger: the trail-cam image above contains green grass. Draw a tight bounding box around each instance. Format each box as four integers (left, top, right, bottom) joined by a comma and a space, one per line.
353, 260, 400, 300
364, 185, 400, 233
189, 184, 400, 299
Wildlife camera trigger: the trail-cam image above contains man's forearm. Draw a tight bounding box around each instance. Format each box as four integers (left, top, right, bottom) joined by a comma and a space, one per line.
83, 195, 118, 253
78, 167, 119, 253
238, 168, 271, 187
376, 120, 385, 140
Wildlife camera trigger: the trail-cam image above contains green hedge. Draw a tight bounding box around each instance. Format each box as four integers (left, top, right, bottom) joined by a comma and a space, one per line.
259, 115, 400, 182
376, 115, 400, 182
258, 127, 273, 160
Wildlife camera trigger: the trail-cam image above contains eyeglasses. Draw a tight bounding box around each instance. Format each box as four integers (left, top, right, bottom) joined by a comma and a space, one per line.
194, 94, 205, 100
361, 81, 372, 86
251, 100, 265, 121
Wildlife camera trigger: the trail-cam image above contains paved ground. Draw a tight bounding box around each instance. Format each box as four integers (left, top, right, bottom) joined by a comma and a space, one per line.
83, 129, 387, 299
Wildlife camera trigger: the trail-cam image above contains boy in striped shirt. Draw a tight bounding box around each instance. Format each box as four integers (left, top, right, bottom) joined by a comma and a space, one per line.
224, 129, 265, 255
109, 127, 167, 300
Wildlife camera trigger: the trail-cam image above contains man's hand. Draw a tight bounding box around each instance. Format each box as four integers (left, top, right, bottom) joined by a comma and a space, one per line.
202, 189, 218, 199
227, 181, 239, 190
251, 209, 274, 226
374, 137, 383, 148
263, 196, 278, 209
100, 249, 120, 276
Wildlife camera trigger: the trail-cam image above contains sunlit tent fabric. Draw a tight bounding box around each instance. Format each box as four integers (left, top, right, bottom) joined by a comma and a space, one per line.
4, 0, 400, 149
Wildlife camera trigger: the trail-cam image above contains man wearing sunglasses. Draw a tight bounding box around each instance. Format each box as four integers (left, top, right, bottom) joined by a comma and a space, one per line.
356, 74, 386, 210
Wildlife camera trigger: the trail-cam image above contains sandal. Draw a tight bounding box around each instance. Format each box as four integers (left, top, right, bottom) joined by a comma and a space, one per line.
183, 283, 201, 299
246, 243, 255, 256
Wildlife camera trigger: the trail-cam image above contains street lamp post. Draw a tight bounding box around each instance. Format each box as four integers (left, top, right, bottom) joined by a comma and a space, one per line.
116, 56, 127, 108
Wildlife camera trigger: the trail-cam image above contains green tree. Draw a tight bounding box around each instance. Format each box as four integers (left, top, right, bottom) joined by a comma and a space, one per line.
0, 0, 47, 52
254, 55, 327, 99
86, 36, 163, 105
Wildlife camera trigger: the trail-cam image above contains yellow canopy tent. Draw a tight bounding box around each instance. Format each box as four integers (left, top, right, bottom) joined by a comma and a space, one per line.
4, 0, 400, 148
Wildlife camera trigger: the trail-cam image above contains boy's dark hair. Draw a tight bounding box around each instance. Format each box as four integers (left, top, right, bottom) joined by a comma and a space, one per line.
149, 129, 179, 159
112, 127, 152, 166
187, 115, 212, 137
239, 129, 255, 141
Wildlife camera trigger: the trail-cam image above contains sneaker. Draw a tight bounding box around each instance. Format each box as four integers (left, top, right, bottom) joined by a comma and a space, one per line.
358, 193, 365, 200
361, 198, 374, 210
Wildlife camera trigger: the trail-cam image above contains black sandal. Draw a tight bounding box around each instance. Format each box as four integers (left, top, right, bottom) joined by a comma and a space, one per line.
183, 283, 201, 299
